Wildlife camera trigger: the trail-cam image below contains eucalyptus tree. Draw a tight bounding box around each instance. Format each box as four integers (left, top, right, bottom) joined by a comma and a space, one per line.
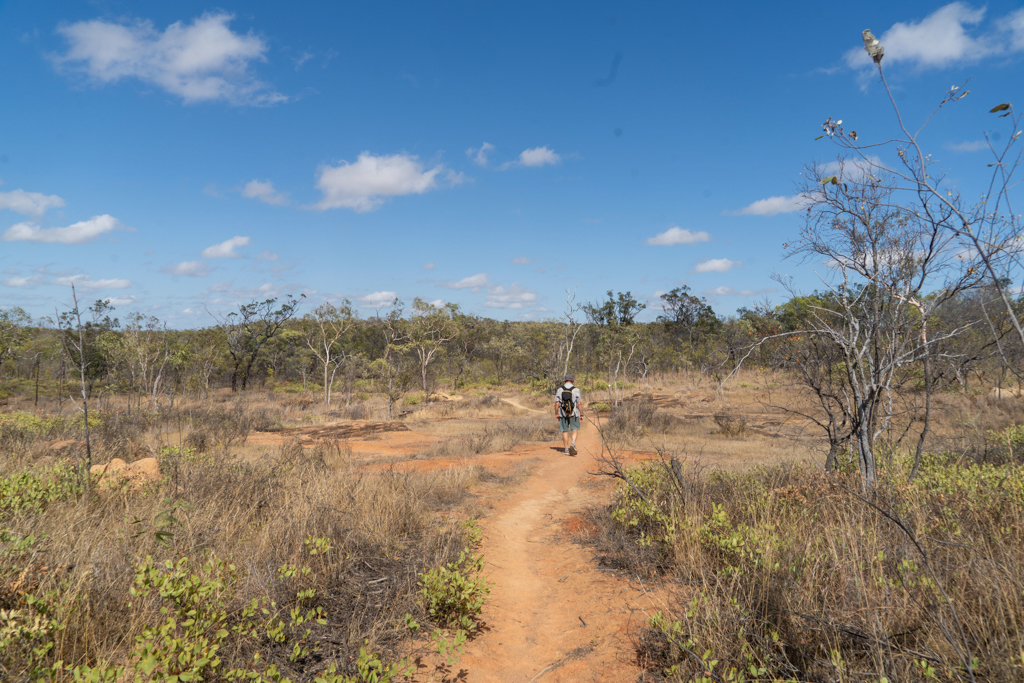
214, 296, 302, 391
407, 298, 460, 398
584, 290, 647, 405
301, 300, 356, 405
658, 286, 722, 386
0, 306, 31, 377
118, 312, 171, 410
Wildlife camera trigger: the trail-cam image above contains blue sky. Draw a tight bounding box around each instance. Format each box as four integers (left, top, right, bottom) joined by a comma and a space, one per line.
1, 1, 1023, 325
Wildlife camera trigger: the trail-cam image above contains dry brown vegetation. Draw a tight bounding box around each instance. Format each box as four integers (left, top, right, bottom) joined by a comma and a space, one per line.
5, 371, 1024, 682
585, 389, 1024, 682
0, 389, 554, 682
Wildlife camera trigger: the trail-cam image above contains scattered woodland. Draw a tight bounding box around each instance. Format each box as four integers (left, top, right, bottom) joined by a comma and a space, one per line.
3, 37, 1024, 683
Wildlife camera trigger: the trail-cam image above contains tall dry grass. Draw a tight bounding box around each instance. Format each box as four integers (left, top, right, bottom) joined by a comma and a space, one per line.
589, 409, 1024, 681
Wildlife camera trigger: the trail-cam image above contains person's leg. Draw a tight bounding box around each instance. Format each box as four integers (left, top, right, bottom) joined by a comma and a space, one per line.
568, 417, 580, 455
560, 418, 570, 452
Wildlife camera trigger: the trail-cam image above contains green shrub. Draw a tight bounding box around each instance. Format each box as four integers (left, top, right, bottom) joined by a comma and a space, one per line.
0, 464, 81, 519
0, 411, 99, 442
417, 549, 490, 631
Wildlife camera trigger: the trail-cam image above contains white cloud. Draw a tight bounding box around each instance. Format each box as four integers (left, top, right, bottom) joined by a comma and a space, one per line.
0, 188, 65, 218
311, 152, 463, 212
105, 295, 139, 306
54, 12, 284, 105
257, 250, 278, 261
53, 275, 132, 290
428, 299, 446, 308
161, 260, 209, 277
466, 142, 494, 167
442, 273, 489, 292
733, 195, 806, 216
3, 275, 45, 288
241, 179, 287, 205
646, 227, 711, 246
819, 156, 886, 182
518, 146, 560, 167
704, 286, 776, 297
422, 261, 435, 270
201, 235, 249, 258
512, 256, 540, 265
486, 284, 538, 309
359, 291, 398, 307
946, 140, 989, 152
843, 4, 1024, 71
2, 214, 128, 244
1009, 9, 1024, 51
501, 146, 561, 169
694, 258, 741, 273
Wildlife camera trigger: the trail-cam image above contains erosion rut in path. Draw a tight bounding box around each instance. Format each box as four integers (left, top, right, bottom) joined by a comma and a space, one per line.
448, 423, 659, 682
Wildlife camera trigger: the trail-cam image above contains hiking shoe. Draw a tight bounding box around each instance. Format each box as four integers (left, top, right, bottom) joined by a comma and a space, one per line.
569, 443, 578, 456
564, 448, 571, 456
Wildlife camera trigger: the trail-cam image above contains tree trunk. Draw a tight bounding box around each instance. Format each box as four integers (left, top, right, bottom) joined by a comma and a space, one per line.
324, 362, 331, 406
909, 351, 933, 483
825, 440, 839, 472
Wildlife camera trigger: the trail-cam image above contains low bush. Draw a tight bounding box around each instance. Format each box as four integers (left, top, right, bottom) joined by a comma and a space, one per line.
713, 413, 747, 437
417, 521, 490, 631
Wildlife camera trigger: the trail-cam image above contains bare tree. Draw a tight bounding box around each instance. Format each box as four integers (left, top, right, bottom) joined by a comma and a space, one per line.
55, 286, 95, 486
560, 287, 584, 378
819, 31, 1022, 378
783, 164, 977, 490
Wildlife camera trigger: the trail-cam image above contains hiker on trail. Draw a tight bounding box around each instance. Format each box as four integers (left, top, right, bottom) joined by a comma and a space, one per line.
555, 374, 584, 456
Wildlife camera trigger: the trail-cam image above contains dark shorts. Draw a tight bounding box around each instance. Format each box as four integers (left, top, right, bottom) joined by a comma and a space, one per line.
559, 416, 580, 432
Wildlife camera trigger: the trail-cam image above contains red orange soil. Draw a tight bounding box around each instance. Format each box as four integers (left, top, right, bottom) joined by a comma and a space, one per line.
444, 422, 664, 682
248, 411, 675, 679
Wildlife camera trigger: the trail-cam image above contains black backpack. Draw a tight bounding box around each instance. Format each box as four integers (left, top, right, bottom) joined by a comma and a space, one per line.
559, 385, 575, 416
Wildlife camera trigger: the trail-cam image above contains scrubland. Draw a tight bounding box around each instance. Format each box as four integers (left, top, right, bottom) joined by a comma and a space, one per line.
588, 386, 1024, 682
3, 375, 1024, 682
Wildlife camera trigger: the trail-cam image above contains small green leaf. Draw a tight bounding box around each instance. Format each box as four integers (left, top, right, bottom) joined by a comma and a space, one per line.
820, 175, 836, 184
814, 135, 824, 140
990, 103, 1011, 113
138, 655, 158, 676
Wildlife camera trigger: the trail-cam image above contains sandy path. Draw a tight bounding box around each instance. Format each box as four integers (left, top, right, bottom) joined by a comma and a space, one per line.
500, 397, 546, 414
448, 422, 659, 682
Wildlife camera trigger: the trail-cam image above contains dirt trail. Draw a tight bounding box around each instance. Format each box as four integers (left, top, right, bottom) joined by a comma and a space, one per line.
449, 422, 660, 682
500, 397, 545, 414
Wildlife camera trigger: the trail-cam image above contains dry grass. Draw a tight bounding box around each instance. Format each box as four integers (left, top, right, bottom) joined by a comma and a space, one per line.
588, 457, 1024, 680
418, 418, 557, 459
0, 399, 490, 682
585, 388, 1024, 681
